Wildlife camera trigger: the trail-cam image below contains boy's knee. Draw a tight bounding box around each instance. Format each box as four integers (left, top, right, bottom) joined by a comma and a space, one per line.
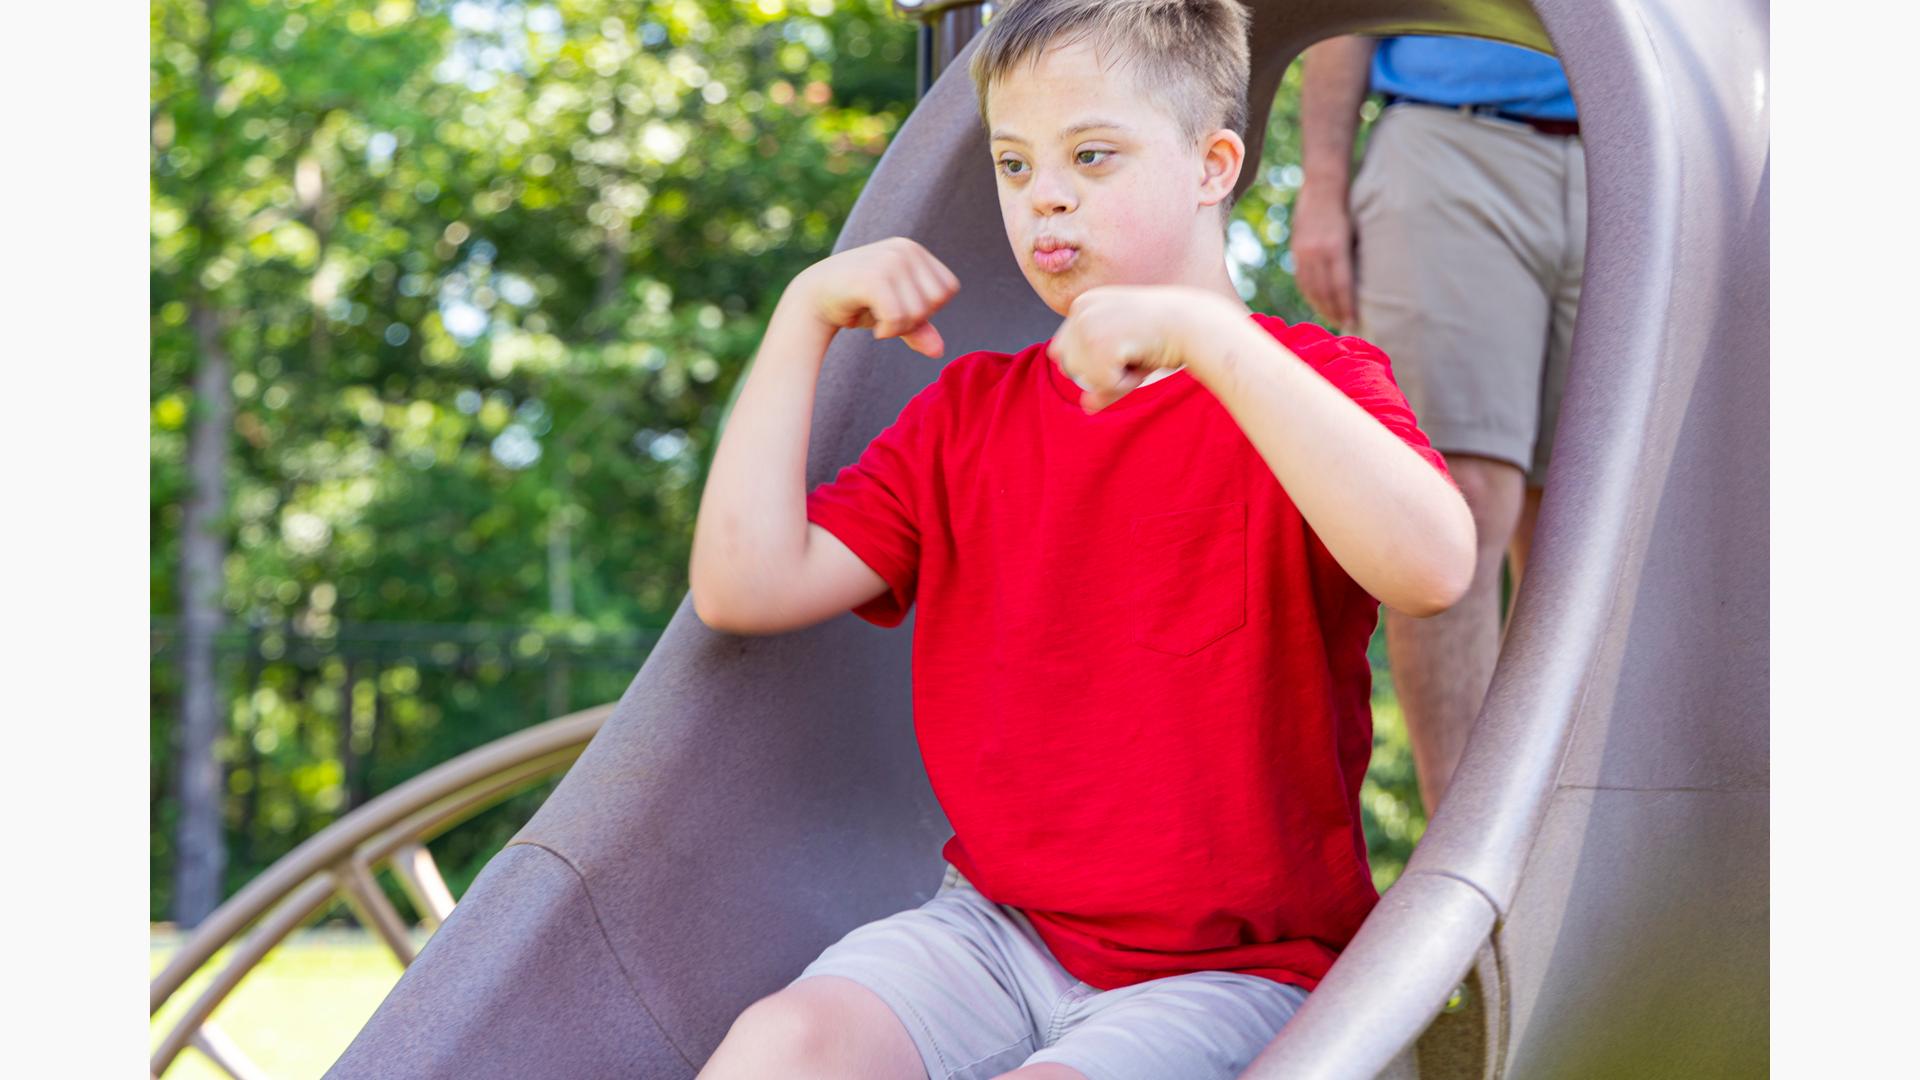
703, 989, 840, 1079
990, 1065, 1091, 1080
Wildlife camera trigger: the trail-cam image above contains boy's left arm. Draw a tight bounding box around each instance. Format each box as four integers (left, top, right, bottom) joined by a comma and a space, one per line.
1054, 287, 1476, 616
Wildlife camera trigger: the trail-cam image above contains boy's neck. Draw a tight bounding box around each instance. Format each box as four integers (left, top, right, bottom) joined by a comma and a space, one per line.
1187, 238, 1256, 317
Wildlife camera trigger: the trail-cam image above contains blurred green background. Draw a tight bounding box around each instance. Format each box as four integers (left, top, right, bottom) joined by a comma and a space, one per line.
151, 0, 1417, 941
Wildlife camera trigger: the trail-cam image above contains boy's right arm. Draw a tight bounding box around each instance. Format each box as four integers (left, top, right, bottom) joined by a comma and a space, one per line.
688, 240, 958, 635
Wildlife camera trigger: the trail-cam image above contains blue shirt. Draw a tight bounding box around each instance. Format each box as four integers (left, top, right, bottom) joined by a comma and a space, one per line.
1369, 35, 1576, 121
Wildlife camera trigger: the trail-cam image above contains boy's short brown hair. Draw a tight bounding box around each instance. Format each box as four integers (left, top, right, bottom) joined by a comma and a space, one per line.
968, 0, 1254, 163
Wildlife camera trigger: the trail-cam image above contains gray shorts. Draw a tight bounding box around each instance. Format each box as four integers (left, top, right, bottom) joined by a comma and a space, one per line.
787, 862, 1312, 1080
1351, 101, 1588, 487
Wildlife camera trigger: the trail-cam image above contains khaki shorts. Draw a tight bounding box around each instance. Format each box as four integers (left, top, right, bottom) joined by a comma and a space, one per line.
1351, 101, 1588, 486
788, 862, 1312, 1080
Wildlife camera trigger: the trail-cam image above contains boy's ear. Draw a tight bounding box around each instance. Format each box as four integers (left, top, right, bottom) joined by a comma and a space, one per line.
1197, 128, 1247, 209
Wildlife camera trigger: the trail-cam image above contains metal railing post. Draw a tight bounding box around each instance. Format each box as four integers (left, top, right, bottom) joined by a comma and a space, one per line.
894, 1, 991, 102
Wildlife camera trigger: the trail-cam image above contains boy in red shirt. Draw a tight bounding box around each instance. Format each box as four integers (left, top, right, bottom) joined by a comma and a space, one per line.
689, 2, 1473, 1078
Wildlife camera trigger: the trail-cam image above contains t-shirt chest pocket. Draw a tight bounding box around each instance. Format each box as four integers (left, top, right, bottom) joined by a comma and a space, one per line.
1127, 500, 1248, 656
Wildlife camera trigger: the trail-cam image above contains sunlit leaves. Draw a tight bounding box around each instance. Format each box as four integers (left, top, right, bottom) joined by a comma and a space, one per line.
151, 0, 917, 918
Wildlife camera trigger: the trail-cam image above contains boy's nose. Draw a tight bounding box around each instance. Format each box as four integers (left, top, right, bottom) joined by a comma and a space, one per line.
1028, 173, 1076, 215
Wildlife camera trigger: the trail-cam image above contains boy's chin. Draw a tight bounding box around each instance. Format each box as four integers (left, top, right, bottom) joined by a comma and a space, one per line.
1031, 277, 1089, 317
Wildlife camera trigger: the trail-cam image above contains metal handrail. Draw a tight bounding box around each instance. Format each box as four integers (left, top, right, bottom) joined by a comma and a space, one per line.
150, 704, 613, 1078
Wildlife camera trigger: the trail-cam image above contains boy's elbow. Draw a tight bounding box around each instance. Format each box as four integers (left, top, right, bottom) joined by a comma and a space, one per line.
1388, 582, 1459, 619
1402, 565, 1471, 618
1387, 506, 1475, 617
690, 581, 729, 632
690, 573, 753, 635
689, 540, 752, 633
1399, 536, 1476, 618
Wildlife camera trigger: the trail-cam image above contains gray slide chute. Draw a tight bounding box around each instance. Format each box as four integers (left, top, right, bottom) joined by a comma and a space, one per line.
328, 1, 1767, 1076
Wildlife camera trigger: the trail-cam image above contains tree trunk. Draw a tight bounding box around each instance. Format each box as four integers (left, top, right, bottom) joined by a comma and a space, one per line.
171, 0, 234, 930
173, 297, 232, 927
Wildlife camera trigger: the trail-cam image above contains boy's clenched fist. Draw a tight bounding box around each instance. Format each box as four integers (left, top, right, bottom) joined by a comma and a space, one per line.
1048, 285, 1243, 413
792, 237, 962, 359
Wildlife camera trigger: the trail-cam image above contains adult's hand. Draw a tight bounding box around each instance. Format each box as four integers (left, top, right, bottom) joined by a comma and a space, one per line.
1290, 179, 1356, 331
1295, 35, 1378, 333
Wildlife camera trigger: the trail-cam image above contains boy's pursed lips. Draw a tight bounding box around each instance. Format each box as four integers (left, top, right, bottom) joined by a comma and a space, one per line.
1034, 236, 1080, 273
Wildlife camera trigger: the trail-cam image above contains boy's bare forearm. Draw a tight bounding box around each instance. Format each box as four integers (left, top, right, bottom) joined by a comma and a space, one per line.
1189, 316, 1474, 617
689, 285, 836, 622
1300, 36, 1378, 187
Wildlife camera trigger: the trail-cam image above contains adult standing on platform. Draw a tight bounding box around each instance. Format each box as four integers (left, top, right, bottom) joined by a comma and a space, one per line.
1292, 35, 1587, 816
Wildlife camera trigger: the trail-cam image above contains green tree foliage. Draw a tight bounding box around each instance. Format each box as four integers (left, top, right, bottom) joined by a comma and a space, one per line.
151, 0, 1424, 921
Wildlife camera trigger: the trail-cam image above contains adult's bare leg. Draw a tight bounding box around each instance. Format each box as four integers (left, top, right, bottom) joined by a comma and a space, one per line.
1505, 484, 1546, 637
1384, 454, 1525, 818
696, 974, 928, 1080
1509, 484, 1544, 588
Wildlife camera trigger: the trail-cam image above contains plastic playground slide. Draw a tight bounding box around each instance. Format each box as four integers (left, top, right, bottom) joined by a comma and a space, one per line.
320, 1, 1769, 1076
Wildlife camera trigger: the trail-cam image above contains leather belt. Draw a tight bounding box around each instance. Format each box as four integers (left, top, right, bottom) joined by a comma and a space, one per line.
1382, 94, 1580, 137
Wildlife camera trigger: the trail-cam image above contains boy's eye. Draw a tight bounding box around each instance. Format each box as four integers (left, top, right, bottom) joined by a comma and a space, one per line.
995, 151, 1110, 178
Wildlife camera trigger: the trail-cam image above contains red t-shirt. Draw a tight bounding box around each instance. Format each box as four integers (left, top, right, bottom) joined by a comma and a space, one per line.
804, 311, 1452, 992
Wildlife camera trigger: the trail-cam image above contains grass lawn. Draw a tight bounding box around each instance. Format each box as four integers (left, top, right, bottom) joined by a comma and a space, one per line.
150, 926, 411, 1079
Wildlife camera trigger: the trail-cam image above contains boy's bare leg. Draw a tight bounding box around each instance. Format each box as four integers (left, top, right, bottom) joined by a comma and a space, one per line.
696, 975, 929, 1080
1384, 454, 1525, 818
992, 1066, 1090, 1079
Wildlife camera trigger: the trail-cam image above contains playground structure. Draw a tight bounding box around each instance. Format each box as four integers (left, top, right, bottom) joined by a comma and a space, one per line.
148, 706, 614, 1077
151, 0, 1768, 1076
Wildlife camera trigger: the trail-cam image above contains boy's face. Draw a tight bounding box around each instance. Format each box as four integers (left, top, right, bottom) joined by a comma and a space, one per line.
987, 39, 1225, 316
